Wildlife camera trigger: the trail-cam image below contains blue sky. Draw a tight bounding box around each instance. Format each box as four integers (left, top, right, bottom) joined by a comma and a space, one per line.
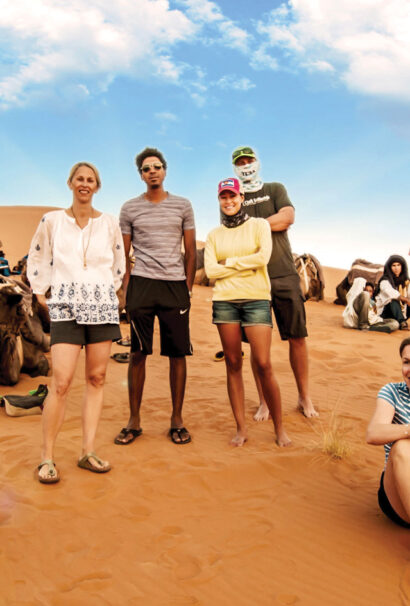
0, 0, 409, 268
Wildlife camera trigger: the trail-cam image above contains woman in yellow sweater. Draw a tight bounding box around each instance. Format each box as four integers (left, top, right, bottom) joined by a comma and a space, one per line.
205, 178, 291, 447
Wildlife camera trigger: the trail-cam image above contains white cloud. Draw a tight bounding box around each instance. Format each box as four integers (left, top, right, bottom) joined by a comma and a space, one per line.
255, 0, 410, 101
0, 0, 254, 109
155, 111, 179, 122
177, 0, 250, 52
177, 0, 223, 24
214, 75, 255, 91
0, 0, 196, 108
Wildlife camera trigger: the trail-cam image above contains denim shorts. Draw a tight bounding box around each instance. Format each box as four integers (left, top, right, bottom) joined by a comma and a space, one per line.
212, 300, 272, 327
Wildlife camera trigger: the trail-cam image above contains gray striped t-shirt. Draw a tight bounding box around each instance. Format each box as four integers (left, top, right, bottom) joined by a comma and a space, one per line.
120, 193, 195, 281
378, 381, 410, 465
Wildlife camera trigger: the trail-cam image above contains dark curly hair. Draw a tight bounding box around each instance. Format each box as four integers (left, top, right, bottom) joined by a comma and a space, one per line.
135, 147, 167, 173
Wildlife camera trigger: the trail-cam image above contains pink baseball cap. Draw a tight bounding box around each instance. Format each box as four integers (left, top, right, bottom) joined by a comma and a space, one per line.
218, 177, 242, 195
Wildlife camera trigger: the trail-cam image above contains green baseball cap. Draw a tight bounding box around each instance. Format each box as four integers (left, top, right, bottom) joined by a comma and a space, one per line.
232, 146, 257, 164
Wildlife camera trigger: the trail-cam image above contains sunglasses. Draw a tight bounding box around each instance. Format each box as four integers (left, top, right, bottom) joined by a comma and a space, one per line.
232, 147, 255, 161
141, 163, 163, 173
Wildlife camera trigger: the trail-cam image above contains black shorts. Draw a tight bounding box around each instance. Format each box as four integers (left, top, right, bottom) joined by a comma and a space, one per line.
270, 274, 308, 340
126, 275, 192, 357
50, 320, 121, 346
378, 471, 410, 528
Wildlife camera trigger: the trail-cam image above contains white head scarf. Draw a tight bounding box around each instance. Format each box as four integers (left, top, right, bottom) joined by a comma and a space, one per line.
233, 159, 263, 193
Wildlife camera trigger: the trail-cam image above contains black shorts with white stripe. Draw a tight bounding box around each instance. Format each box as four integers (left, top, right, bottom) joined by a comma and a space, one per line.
126, 275, 192, 357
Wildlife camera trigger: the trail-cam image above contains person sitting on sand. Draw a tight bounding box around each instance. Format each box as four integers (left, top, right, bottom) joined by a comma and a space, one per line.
0, 250, 11, 277
367, 337, 410, 527
27, 162, 125, 483
375, 255, 410, 331
204, 178, 291, 448
343, 278, 399, 333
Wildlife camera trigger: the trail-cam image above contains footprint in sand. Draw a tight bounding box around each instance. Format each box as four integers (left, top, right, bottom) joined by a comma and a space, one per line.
158, 551, 202, 580
174, 558, 202, 580
309, 350, 335, 361
0, 434, 23, 444
399, 563, 410, 604
277, 594, 299, 605
163, 525, 184, 536
60, 571, 112, 595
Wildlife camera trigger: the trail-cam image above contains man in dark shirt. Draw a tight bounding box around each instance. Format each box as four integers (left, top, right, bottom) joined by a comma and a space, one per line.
232, 145, 318, 418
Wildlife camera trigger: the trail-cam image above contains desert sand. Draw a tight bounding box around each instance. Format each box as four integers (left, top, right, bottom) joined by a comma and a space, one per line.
1, 206, 409, 606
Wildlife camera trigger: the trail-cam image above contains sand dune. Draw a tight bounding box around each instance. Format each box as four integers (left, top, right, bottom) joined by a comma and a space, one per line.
0, 205, 408, 606
0, 206, 61, 267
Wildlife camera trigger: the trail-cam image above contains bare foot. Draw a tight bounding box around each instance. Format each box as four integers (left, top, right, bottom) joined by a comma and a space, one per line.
253, 402, 270, 422
298, 396, 319, 418
231, 431, 248, 447
275, 428, 292, 447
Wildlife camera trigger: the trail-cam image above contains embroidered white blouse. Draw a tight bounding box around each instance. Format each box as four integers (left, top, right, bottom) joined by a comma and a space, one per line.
27, 210, 125, 324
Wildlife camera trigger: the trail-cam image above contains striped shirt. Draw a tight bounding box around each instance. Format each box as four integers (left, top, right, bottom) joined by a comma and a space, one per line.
120, 193, 195, 281
378, 382, 410, 464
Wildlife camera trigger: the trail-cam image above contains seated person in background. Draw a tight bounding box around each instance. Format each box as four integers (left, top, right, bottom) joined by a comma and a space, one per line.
343, 277, 399, 333
12, 254, 28, 276
0, 250, 11, 277
375, 255, 410, 331
367, 337, 410, 528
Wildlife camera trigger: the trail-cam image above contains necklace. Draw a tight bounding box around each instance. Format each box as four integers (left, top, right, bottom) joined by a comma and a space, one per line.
70, 205, 94, 269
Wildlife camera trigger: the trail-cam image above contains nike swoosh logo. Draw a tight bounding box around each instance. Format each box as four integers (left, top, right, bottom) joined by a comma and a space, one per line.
179, 308, 189, 315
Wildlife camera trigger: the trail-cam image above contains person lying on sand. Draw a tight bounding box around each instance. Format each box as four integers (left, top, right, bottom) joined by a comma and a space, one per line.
204, 178, 291, 448
28, 162, 125, 483
367, 337, 410, 527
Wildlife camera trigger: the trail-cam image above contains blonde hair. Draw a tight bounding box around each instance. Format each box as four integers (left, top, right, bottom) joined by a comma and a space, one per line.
67, 162, 101, 189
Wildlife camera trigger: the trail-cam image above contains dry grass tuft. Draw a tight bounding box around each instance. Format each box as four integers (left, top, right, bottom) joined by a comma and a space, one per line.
309, 406, 352, 460
321, 419, 352, 459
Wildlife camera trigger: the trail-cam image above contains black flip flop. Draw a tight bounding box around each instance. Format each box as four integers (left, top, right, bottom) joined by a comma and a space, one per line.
168, 426, 191, 445
114, 427, 143, 445
213, 350, 245, 362
111, 352, 130, 363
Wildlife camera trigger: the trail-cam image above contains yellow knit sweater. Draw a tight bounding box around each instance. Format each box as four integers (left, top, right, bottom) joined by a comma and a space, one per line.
204, 218, 272, 301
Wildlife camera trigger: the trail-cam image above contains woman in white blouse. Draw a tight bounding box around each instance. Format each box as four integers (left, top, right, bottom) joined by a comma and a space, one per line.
28, 162, 125, 483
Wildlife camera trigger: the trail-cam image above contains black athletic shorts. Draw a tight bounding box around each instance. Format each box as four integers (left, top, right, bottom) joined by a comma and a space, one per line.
378, 471, 410, 528
270, 274, 308, 340
50, 320, 121, 346
126, 275, 192, 357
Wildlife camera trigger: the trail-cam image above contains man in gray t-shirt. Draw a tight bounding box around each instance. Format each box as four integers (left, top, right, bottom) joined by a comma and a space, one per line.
114, 147, 196, 446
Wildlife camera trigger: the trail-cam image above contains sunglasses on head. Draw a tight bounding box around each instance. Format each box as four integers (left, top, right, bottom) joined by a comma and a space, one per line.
232, 147, 255, 161
141, 163, 163, 173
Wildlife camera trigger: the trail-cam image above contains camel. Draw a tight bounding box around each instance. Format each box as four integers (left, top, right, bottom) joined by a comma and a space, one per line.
194, 247, 212, 286
0, 277, 50, 385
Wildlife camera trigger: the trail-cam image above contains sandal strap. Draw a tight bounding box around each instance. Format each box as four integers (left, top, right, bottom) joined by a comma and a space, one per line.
81, 451, 104, 466
38, 459, 57, 476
